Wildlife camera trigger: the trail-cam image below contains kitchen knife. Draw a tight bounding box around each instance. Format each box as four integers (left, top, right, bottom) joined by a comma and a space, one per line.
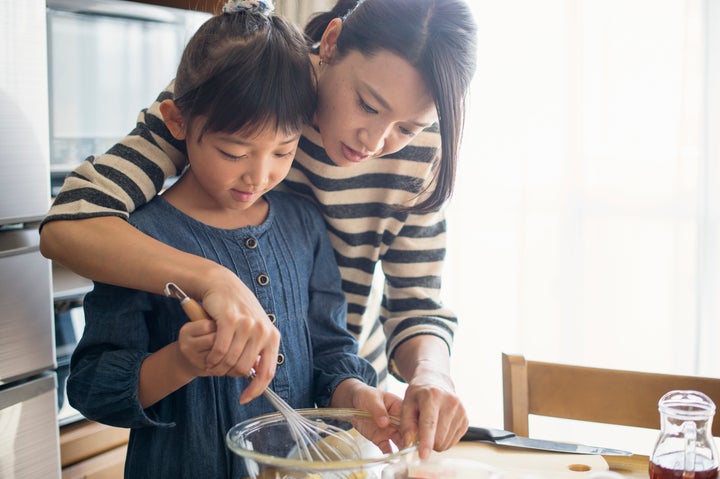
461, 427, 633, 456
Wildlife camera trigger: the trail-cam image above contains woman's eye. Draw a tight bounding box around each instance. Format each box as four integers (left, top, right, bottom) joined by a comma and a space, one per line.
399, 126, 418, 137
275, 151, 294, 158
358, 95, 378, 114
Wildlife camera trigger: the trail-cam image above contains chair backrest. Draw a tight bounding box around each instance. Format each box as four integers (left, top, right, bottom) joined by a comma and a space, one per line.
502, 353, 720, 438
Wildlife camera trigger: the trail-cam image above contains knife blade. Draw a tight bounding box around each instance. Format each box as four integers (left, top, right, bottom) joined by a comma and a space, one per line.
461, 427, 633, 456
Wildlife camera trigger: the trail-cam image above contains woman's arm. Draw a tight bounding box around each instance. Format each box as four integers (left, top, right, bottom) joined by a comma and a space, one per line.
380, 207, 468, 459
42, 216, 251, 302
42, 217, 279, 398
41, 217, 219, 297
391, 335, 468, 459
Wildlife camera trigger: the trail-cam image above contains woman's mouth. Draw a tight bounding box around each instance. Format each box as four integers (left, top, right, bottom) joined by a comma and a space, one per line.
341, 143, 371, 163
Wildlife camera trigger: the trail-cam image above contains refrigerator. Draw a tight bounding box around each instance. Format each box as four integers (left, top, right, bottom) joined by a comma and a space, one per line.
0, 1, 62, 478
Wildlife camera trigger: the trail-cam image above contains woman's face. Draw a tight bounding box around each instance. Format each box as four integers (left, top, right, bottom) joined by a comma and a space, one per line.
314, 22, 438, 167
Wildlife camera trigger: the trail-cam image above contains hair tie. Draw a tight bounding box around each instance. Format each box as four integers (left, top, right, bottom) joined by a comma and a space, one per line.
222, 0, 275, 15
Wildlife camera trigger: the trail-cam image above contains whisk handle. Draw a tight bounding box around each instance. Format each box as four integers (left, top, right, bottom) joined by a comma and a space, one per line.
165, 282, 258, 382
180, 297, 209, 322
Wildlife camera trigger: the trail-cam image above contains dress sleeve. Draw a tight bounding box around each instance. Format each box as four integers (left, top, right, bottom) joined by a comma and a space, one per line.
67, 283, 174, 429
41, 82, 188, 227
305, 205, 378, 407
382, 197, 458, 381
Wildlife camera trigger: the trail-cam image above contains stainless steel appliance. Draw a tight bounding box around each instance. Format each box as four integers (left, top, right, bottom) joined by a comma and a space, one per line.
0, 0, 62, 477
46, 0, 210, 192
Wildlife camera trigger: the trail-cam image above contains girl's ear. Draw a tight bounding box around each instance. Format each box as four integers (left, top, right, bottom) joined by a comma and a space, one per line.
159, 99, 186, 140
319, 17, 342, 63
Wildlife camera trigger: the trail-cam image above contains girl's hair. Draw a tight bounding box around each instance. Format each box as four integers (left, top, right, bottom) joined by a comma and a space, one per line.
306, 0, 477, 212
173, 8, 316, 140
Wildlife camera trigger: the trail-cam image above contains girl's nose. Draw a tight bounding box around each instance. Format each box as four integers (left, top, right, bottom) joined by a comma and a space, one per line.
241, 160, 269, 189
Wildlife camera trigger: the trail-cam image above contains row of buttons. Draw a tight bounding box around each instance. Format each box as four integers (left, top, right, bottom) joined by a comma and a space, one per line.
246, 236, 284, 367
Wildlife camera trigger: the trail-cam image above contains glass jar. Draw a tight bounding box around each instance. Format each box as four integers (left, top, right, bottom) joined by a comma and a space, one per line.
649, 390, 719, 479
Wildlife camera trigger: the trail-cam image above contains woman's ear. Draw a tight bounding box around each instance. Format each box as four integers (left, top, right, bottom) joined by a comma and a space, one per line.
319, 17, 342, 63
159, 99, 186, 140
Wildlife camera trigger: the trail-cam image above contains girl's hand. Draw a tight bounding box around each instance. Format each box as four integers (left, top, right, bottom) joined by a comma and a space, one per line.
197, 268, 281, 404
331, 379, 404, 453
176, 319, 217, 377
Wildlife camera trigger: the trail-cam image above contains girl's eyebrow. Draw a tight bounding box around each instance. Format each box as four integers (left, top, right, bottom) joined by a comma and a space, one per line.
220, 134, 301, 145
362, 81, 434, 128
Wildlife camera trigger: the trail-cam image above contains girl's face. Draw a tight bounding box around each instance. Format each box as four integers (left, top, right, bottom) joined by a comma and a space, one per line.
161, 101, 299, 227
314, 20, 438, 167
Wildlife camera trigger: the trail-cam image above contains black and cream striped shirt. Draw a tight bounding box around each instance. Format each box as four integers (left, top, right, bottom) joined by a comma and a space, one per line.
44, 85, 458, 384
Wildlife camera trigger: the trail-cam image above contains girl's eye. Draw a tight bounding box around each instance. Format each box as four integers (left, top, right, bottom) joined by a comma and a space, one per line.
275, 151, 294, 158
358, 95, 378, 114
220, 150, 247, 161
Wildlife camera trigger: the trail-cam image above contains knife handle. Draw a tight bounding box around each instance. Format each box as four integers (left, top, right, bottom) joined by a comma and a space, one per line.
462, 426, 516, 442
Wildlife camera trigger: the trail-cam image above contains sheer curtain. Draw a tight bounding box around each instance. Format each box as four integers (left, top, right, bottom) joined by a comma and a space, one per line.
274, 0, 332, 25
439, 0, 719, 452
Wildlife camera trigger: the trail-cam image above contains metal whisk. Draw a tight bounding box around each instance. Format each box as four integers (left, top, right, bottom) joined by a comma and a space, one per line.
164, 282, 363, 462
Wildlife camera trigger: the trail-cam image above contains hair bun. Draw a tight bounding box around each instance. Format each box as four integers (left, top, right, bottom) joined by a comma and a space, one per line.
222, 0, 275, 15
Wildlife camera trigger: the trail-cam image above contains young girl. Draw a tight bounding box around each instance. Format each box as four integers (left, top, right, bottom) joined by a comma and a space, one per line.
67, 3, 401, 477
43, 0, 477, 459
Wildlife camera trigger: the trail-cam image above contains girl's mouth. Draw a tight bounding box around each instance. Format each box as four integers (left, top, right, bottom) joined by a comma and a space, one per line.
231, 189, 256, 202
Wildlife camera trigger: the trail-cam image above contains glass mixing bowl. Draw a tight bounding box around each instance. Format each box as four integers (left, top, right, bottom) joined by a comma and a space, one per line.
226, 408, 417, 479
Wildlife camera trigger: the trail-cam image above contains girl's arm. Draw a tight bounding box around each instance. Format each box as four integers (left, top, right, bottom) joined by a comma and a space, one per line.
138, 319, 216, 408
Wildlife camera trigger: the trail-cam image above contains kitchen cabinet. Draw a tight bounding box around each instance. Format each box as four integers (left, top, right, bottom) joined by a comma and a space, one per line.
60, 420, 129, 479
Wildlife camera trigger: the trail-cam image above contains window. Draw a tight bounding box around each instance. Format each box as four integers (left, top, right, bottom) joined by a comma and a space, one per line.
440, 0, 719, 452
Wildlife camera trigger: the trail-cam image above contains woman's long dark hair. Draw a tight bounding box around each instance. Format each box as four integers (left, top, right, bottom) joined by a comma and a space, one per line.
174, 8, 316, 140
306, 0, 477, 212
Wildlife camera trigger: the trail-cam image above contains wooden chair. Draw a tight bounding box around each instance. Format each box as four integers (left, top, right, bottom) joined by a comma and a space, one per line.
502, 353, 720, 438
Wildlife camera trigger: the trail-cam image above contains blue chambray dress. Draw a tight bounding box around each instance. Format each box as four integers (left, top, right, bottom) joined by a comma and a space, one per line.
67, 191, 377, 479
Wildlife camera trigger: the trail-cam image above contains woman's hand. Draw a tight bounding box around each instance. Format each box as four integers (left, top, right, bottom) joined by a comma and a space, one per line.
400, 366, 468, 459
196, 267, 281, 404
391, 336, 469, 459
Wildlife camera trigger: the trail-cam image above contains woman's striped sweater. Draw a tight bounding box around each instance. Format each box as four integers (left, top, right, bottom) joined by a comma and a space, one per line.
43, 86, 458, 384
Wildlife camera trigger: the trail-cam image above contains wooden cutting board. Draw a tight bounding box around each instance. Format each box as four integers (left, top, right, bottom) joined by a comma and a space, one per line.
433, 441, 611, 478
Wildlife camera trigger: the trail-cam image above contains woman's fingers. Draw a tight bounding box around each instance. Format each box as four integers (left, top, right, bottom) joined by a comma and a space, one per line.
400, 381, 468, 459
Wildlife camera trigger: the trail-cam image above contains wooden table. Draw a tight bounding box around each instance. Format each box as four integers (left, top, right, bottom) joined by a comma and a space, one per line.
436, 442, 649, 478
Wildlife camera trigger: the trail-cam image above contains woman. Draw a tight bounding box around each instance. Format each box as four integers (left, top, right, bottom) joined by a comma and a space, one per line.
40, 0, 477, 459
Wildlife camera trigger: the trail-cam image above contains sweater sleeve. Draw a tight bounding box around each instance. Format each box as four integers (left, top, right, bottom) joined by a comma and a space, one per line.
381, 205, 458, 381
41, 83, 187, 227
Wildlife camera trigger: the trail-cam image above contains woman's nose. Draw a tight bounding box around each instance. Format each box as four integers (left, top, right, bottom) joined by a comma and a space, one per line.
359, 123, 391, 155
